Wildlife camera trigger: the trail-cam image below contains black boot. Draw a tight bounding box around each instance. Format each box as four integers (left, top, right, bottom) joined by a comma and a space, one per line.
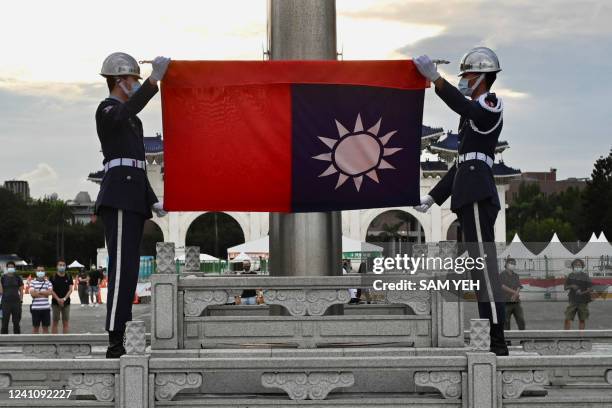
490, 323, 509, 356
106, 330, 126, 358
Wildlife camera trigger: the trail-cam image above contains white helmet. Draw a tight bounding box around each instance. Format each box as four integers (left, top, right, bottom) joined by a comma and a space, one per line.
100, 52, 142, 79
458, 47, 501, 76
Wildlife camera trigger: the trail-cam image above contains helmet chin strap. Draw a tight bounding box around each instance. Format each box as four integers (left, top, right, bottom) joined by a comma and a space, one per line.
467, 73, 485, 97
117, 80, 129, 96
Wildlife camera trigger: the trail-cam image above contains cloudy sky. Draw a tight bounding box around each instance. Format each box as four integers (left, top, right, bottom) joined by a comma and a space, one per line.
1, 0, 610, 199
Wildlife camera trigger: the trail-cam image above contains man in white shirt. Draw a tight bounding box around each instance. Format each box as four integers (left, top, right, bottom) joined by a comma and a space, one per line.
29, 266, 53, 334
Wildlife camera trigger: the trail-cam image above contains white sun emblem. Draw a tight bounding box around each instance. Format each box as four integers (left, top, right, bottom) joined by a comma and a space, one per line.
312, 114, 402, 192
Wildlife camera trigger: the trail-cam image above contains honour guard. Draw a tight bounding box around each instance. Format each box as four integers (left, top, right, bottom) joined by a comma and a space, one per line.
413, 47, 508, 355
95, 52, 170, 358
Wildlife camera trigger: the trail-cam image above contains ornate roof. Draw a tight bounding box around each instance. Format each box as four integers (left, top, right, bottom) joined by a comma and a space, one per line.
421, 159, 521, 181
144, 134, 163, 155
492, 161, 521, 178
421, 125, 444, 149
87, 170, 104, 184
421, 160, 448, 173
428, 131, 510, 161
70, 191, 93, 205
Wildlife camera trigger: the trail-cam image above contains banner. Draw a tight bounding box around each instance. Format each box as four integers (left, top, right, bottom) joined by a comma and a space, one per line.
162, 60, 426, 212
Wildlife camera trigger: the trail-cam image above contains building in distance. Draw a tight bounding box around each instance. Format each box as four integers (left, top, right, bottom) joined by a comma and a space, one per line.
66, 191, 95, 224
3, 180, 30, 200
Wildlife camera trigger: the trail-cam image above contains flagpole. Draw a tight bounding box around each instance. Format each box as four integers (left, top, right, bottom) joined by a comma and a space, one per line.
268, 0, 343, 291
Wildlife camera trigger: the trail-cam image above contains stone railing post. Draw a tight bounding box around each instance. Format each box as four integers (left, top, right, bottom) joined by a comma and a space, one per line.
120, 320, 149, 407
184, 246, 201, 273
431, 241, 464, 347
466, 352, 497, 408
152, 242, 179, 349
469, 319, 491, 351
156, 242, 176, 274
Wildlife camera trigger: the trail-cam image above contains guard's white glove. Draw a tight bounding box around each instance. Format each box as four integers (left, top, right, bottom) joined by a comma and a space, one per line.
414, 195, 434, 213
150, 56, 171, 82
413, 55, 441, 82
152, 201, 167, 217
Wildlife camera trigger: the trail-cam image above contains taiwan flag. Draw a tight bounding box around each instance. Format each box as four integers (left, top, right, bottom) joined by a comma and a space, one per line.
162, 60, 426, 212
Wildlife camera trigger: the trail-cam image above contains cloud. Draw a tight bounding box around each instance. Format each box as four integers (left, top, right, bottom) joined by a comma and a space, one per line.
337, 17, 444, 60
0, 78, 103, 102
341, 0, 612, 43
17, 163, 59, 188
495, 88, 529, 99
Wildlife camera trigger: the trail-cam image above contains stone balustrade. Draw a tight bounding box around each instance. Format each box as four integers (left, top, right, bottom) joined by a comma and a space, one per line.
152, 242, 465, 350
0, 333, 151, 358
151, 273, 464, 350
464, 329, 612, 355
1, 345, 611, 406
0, 358, 119, 405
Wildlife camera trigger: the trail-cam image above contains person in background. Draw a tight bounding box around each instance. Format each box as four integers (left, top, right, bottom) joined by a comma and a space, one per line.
500, 257, 525, 330
29, 266, 52, 334
50, 260, 74, 334
77, 269, 89, 307
0, 261, 24, 334
88, 267, 101, 307
357, 259, 373, 304
240, 261, 258, 305
564, 258, 592, 330
343, 259, 359, 304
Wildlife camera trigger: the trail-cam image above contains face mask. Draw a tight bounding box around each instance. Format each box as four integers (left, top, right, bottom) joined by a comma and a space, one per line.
57, 267, 66, 273
506, 264, 515, 271
118, 80, 141, 98
458, 74, 485, 97
36, 271, 45, 279
574, 267, 583, 273
6, 267, 15, 274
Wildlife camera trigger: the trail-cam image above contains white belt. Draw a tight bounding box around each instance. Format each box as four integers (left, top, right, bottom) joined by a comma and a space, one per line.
104, 158, 146, 172
457, 152, 494, 168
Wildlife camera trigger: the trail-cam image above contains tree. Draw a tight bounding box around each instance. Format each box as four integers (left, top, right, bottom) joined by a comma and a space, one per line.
0, 190, 104, 267
582, 149, 612, 239
0, 188, 28, 254
507, 149, 612, 248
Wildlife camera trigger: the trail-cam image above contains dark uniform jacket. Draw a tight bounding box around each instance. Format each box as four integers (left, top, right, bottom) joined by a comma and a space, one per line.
94, 79, 159, 219
428, 79, 504, 212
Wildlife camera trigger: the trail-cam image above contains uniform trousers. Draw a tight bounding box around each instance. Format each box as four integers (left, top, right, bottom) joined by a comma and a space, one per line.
456, 199, 507, 351
99, 206, 145, 333
1, 302, 21, 334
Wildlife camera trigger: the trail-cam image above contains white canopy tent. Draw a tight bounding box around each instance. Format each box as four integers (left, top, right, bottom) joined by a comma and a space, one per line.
576, 232, 612, 258
534, 233, 575, 276
176, 253, 220, 262
537, 233, 574, 257
499, 233, 535, 259
597, 231, 610, 244
227, 236, 269, 258
68, 260, 84, 268
499, 233, 536, 273
230, 252, 253, 263
341, 236, 383, 253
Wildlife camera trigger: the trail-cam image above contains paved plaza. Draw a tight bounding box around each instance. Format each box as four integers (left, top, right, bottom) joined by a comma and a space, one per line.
8, 297, 611, 335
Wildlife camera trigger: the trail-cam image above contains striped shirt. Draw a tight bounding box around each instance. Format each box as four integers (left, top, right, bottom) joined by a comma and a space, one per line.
30, 279, 52, 310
